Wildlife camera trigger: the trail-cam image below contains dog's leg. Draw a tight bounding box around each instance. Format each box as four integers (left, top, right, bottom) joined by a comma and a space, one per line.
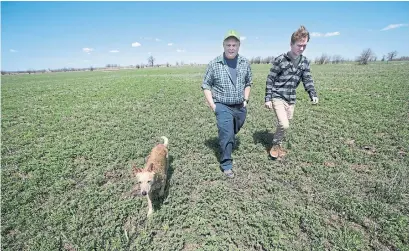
147, 195, 153, 216
159, 182, 165, 197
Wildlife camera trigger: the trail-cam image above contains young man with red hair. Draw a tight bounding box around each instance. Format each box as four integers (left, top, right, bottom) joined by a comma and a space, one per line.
265, 25, 319, 159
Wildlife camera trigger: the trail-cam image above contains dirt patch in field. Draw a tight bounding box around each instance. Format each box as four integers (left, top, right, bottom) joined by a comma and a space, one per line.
13, 171, 32, 180
362, 217, 380, 230
299, 162, 313, 167
104, 170, 123, 180
103, 169, 127, 188
6, 229, 20, 237
324, 214, 340, 228
182, 243, 200, 251
345, 139, 355, 147
397, 148, 407, 158
350, 164, 370, 173
63, 243, 77, 251
324, 162, 336, 168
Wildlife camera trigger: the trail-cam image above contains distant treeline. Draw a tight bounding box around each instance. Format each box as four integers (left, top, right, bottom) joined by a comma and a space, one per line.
1, 63, 204, 75
250, 53, 409, 65
2, 51, 408, 75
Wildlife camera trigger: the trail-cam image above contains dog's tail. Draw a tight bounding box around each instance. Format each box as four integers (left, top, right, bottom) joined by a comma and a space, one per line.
161, 136, 168, 147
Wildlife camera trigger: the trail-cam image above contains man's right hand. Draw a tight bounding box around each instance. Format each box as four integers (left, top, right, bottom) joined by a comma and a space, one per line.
265, 101, 273, 109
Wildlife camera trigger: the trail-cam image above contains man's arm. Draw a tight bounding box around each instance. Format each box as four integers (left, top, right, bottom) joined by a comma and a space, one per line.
243, 63, 253, 107
202, 64, 216, 111
265, 57, 281, 102
244, 86, 251, 101
203, 89, 216, 111
301, 60, 318, 104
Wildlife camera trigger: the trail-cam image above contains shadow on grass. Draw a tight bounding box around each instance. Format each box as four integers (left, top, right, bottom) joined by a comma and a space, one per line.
204, 136, 241, 161
253, 130, 274, 153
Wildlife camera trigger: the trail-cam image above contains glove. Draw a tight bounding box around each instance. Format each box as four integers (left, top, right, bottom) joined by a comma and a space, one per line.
311, 96, 319, 104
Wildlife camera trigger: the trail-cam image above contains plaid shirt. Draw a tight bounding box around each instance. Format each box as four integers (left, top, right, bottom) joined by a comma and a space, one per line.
202, 54, 253, 105
265, 53, 317, 104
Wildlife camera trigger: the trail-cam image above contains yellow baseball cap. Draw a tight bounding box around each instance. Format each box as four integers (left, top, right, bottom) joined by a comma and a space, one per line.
224, 30, 240, 41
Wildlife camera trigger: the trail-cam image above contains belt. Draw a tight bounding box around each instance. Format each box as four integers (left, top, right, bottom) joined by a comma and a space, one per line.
224, 103, 244, 109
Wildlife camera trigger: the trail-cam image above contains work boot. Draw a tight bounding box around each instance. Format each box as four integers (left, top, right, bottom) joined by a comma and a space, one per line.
279, 145, 287, 157
223, 169, 235, 178
269, 145, 280, 160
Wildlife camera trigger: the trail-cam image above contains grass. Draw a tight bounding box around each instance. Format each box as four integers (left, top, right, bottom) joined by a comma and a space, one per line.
1, 62, 409, 250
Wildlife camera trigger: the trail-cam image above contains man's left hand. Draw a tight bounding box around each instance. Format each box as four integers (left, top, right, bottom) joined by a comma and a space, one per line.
243, 100, 248, 108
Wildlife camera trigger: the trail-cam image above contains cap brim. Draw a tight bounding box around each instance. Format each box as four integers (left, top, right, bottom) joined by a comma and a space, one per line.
224, 35, 240, 41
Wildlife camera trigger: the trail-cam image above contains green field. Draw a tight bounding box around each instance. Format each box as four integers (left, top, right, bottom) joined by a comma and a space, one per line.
1, 63, 409, 250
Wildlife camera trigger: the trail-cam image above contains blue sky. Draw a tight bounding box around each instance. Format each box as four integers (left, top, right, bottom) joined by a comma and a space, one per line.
1, 1, 408, 71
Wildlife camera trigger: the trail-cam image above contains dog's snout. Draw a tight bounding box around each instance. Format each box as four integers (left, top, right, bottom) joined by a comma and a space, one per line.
142, 191, 147, 196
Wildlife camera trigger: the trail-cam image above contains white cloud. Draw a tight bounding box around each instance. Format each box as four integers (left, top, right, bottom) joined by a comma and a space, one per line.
132, 42, 141, 47
168, 43, 173, 46
311, 32, 323, 37
381, 23, 409, 31
311, 32, 340, 37
10, 49, 18, 52
255, 37, 259, 40
155, 38, 161, 42
109, 50, 119, 53
240, 36, 246, 41
324, 32, 340, 37
176, 49, 186, 53
83, 48, 94, 53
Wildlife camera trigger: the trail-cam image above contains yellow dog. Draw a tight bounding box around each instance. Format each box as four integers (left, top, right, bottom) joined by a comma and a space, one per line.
133, 136, 169, 217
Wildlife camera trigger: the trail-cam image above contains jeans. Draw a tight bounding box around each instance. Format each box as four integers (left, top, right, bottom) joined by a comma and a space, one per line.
214, 103, 247, 171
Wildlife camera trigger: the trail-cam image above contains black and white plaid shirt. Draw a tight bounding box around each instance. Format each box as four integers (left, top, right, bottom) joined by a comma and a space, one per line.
202, 54, 253, 105
265, 53, 317, 104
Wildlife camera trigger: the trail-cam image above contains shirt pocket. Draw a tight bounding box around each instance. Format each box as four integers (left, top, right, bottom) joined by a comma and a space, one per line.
238, 68, 248, 82
214, 69, 229, 84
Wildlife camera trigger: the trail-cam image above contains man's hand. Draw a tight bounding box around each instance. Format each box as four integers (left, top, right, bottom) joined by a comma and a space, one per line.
265, 101, 273, 109
210, 103, 216, 112
243, 100, 248, 108
311, 97, 319, 105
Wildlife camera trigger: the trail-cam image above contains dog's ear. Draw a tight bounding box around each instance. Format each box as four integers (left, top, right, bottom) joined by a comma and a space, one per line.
132, 164, 143, 175
147, 163, 154, 172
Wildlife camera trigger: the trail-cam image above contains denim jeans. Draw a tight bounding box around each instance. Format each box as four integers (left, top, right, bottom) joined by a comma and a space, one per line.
214, 102, 247, 171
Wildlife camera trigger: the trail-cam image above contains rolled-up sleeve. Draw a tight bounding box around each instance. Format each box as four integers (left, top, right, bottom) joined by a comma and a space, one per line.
302, 62, 317, 99
245, 63, 253, 88
201, 64, 214, 90
265, 58, 281, 102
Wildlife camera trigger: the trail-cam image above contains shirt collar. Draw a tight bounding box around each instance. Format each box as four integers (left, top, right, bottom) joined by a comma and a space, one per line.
217, 54, 244, 64
284, 52, 305, 63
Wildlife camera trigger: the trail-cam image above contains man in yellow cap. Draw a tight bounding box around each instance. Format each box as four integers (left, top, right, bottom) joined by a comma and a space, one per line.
201, 30, 253, 178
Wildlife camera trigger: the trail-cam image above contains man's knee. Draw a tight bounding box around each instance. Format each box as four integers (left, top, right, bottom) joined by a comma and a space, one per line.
218, 122, 235, 139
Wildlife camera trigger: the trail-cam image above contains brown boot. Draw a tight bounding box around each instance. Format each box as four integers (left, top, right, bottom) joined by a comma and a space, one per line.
279, 145, 287, 157
269, 145, 280, 159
